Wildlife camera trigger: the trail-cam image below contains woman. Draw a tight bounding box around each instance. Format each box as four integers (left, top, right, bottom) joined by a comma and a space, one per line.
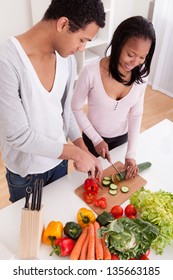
71, 16, 156, 180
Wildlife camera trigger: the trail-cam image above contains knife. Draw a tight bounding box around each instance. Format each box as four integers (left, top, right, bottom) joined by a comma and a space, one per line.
24, 186, 32, 209
88, 171, 103, 190
36, 179, 44, 211
31, 179, 39, 210
106, 158, 124, 180
106, 155, 124, 179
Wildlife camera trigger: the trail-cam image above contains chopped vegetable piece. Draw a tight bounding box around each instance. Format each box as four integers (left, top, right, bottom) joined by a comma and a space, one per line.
83, 178, 99, 194
109, 183, 118, 190
102, 179, 111, 186
83, 191, 97, 204
103, 176, 112, 181
109, 189, 117, 196
121, 186, 129, 193
94, 197, 107, 209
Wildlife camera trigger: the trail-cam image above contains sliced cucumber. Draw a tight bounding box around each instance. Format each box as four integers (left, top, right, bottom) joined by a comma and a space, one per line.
120, 186, 129, 193
109, 189, 117, 196
109, 183, 118, 190
102, 179, 111, 186
111, 174, 115, 183
103, 176, 111, 181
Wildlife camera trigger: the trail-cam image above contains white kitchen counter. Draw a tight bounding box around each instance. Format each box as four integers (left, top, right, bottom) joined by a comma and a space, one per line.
0, 119, 173, 260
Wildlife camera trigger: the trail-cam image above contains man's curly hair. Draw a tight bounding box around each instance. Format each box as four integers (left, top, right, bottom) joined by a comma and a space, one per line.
43, 0, 105, 32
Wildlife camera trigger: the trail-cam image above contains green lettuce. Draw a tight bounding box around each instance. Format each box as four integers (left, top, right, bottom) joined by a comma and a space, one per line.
130, 187, 173, 254
98, 217, 158, 260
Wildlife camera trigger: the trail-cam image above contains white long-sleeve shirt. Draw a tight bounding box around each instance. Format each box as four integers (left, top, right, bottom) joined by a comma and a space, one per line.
0, 37, 81, 176
72, 60, 147, 159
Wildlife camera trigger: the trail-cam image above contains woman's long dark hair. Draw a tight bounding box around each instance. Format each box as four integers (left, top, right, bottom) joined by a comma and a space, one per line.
105, 16, 156, 85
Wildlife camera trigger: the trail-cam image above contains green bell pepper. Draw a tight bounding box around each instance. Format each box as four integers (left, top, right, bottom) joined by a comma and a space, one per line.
63, 221, 82, 240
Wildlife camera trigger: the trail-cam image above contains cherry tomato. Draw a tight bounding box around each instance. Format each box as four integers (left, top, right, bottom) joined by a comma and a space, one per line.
128, 214, 136, 219
124, 204, 137, 217
140, 255, 149, 260
110, 205, 123, 218
143, 248, 150, 257
111, 253, 119, 260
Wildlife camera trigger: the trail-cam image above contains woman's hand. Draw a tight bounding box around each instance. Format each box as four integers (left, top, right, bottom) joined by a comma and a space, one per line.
95, 141, 111, 162
124, 158, 138, 179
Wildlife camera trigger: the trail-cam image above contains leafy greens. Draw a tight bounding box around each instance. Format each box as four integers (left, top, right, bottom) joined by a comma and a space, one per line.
130, 187, 173, 254
97, 217, 158, 260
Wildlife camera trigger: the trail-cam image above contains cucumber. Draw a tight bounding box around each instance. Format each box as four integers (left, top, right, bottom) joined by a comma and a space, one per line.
120, 185, 129, 193
109, 189, 117, 196
115, 161, 152, 182
109, 183, 118, 190
103, 176, 112, 181
102, 179, 111, 186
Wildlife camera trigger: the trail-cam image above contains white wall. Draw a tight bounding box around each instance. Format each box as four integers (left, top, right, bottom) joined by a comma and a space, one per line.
111, 0, 154, 32
0, 0, 154, 45
0, 0, 33, 44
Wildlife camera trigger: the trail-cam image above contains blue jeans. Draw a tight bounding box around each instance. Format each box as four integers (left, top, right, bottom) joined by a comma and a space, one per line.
6, 160, 68, 203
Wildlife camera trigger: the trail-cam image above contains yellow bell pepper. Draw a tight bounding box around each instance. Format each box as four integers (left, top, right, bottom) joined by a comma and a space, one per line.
42, 220, 63, 246
77, 207, 96, 228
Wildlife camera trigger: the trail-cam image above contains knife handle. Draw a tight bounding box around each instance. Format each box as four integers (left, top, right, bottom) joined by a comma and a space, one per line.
24, 186, 32, 209
31, 180, 39, 211
36, 179, 44, 211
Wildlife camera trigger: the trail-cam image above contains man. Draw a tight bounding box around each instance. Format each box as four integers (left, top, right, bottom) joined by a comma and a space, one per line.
0, 0, 105, 202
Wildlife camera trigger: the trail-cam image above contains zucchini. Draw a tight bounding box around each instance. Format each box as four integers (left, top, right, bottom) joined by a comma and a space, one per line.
120, 185, 129, 193
109, 183, 118, 190
109, 189, 117, 196
115, 161, 152, 182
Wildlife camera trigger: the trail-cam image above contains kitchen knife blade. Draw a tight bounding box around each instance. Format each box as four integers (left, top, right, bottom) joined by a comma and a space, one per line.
109, 161, 124, 180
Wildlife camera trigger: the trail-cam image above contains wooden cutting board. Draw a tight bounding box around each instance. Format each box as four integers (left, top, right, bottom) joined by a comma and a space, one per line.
74, 161, 147, 215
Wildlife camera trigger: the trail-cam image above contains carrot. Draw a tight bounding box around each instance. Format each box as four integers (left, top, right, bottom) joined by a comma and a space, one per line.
70, 226, 88, 260
94, 221, 103, 260
79, 231, 90, 260
101, 236, 111, 260
87, 222, 95, 260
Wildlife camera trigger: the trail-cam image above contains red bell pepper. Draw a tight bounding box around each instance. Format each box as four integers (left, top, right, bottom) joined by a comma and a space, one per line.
50, 237, 75, 257
83, 191, 98, 204
94, 197, 107, 208
83, 178, 99, 194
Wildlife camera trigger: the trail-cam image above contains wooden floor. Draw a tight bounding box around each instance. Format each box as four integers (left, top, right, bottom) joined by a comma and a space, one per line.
0, 85, 173, 209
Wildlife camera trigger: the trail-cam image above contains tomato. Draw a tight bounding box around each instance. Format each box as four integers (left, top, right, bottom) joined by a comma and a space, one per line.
128, 214, 136, 219
110, 205, 123, 218
144, 249, 150, 257
124, 204, 137, 217
111, 253, 119, 260
139, 255, 149, 260
83, 191, 97, 204
94, 197, 107, 208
